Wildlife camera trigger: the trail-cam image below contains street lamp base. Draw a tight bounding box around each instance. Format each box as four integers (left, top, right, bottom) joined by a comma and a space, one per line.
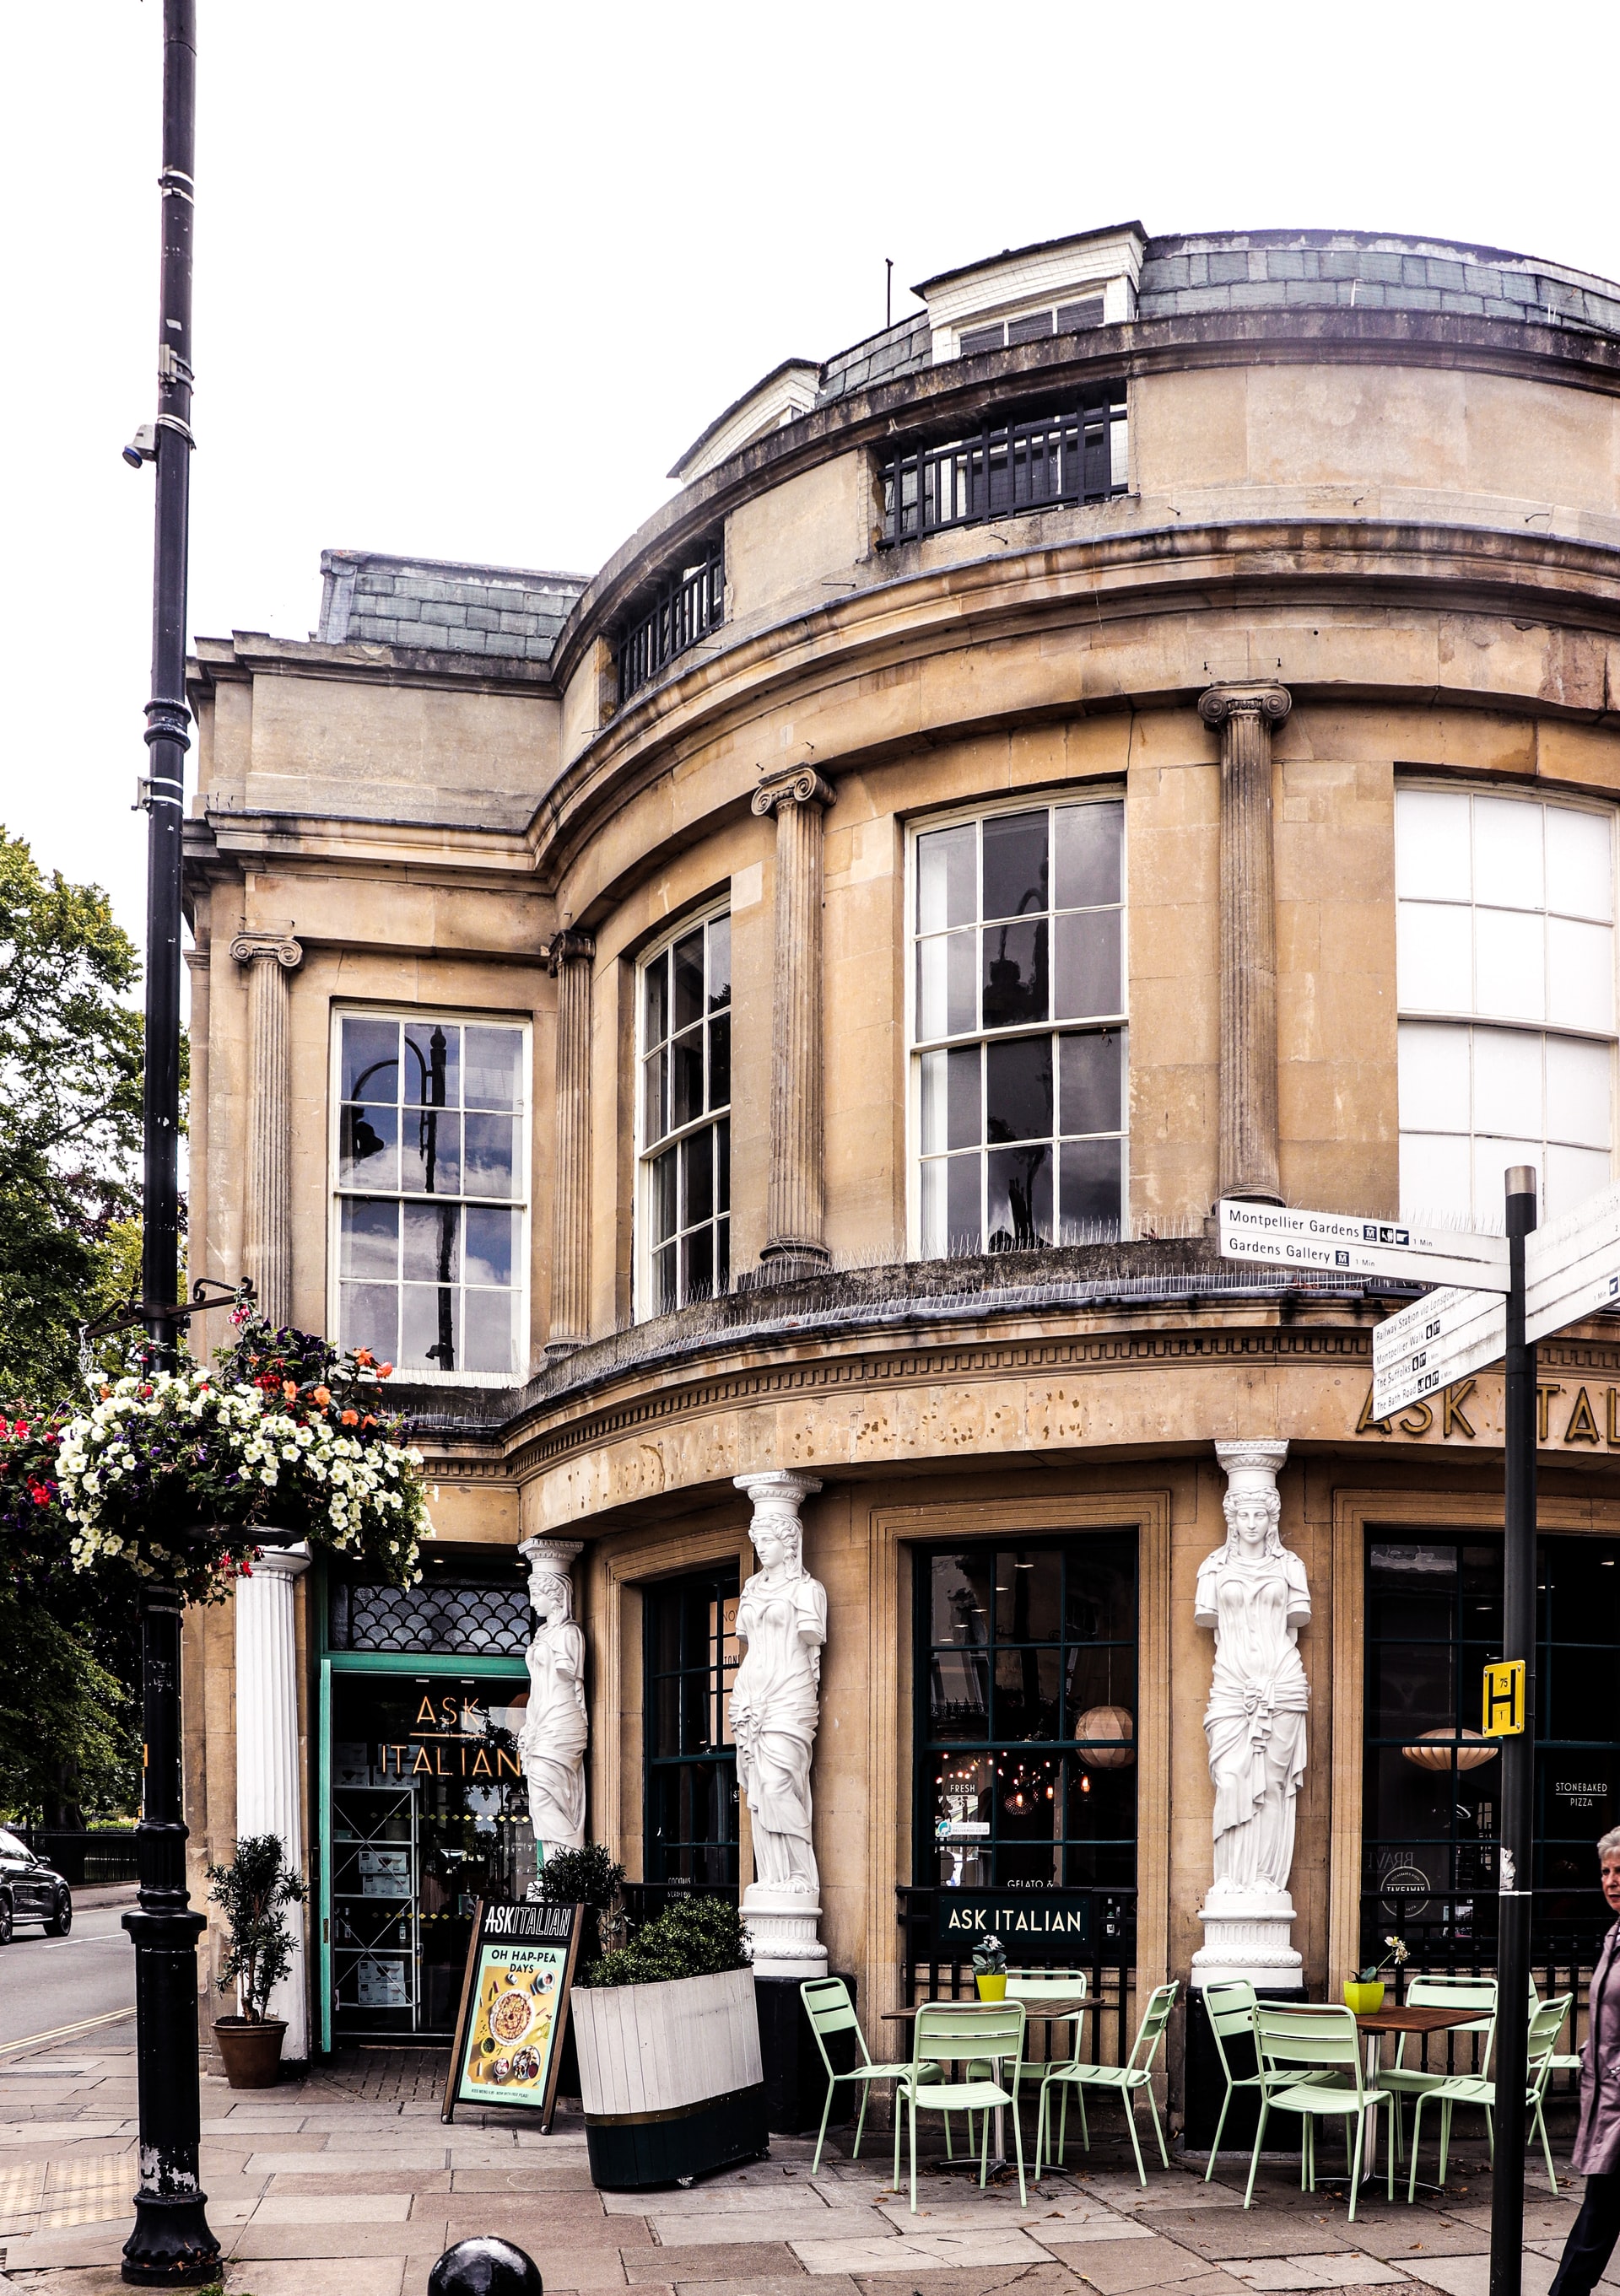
121, 2194, 222, 2287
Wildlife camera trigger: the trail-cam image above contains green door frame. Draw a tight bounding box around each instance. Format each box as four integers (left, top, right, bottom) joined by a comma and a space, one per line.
316, 1576, 528, 2053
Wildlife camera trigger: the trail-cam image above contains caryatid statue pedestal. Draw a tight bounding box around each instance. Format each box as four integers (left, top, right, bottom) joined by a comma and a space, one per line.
732, 1472, 829, 1979
1191, 1441, 1308, 1990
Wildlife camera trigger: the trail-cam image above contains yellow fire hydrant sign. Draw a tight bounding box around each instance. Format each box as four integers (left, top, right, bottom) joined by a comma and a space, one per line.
1482, 1658, 1526, 1737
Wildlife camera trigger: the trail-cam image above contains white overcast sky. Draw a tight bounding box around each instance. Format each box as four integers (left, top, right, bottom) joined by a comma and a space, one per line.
6, 0, 1620, 948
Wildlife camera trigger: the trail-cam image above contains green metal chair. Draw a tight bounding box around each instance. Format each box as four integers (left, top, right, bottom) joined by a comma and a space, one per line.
1533, 1984, 1581, 2085
1035, 1980, 1178, 2187
1202, 1980, 1265, 2181
1246, 2003, 1390, 2223
894, 1999, 1029, 2211
1404, 1991, 1572, 2200
1381, 1975, 1497, 2164
799, 1977, 940, 2175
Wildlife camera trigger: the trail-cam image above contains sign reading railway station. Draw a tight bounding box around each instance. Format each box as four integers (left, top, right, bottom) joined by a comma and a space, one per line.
1372, 1284, 1509, 1422
1218, 1199, 1511, 1291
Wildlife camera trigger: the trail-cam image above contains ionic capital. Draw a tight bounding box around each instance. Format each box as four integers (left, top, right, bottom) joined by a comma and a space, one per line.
1198, 682, 1292, 731
752, 765, 835, 818
229, 928, 302, 971
545, 928, 595, 976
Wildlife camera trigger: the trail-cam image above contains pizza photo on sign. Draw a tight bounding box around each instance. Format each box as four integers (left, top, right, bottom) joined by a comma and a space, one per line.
444, 1900, 582, 2126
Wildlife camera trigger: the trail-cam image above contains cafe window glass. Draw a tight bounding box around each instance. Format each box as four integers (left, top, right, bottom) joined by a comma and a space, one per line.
1396, 788, 1616, 1225
332, 1010, 529, 1381
637, 910, 732, 1316
1362, 1533, 1620, 1963
644, 1566, 741, 1887
916, 1533, 1137, 1889
910, 795, 1126, 1258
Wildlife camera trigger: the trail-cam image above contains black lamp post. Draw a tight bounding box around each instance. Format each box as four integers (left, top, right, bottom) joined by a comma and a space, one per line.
120, 2, 221, 2282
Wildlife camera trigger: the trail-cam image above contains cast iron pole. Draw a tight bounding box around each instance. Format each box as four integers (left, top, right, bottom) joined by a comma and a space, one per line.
1488, 1164, 1538, 2296
122, 2, 219, 2284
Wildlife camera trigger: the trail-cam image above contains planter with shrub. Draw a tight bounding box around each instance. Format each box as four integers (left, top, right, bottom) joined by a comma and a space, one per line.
570, 1894, 765, 2187
207, 1833, 306, 2088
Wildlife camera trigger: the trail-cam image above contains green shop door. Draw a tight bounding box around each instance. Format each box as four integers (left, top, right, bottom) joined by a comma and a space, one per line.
323, 1666, 533, 2040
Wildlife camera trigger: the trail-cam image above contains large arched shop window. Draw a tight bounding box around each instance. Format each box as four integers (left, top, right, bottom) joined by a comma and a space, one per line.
644, 1566, 741, 1889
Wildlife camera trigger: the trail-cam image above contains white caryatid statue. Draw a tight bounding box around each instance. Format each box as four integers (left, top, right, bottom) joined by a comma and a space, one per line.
732, 1471, 829, 1976
518, 1538, 586, 1878
1191, 1442, 1309, 1987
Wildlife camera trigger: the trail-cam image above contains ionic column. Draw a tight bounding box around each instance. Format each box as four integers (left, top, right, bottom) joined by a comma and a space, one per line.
751, 768, 834, 1277
228, 929, 303, 1327
545, 930, 595, 1360
234, 1545, 311, 2058
1199, 685, 1290, 1205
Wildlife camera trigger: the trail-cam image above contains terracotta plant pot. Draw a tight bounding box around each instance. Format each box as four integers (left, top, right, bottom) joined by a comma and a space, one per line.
975, 1972, 1007, 2001
213, 2015, 287, 2088
1342, 1981, 1385, 2015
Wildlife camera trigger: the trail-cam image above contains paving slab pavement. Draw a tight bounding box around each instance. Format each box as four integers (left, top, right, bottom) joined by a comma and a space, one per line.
0, 2044, 1585, 2296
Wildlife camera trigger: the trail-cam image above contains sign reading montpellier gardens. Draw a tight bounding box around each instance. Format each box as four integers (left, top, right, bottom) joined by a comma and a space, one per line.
1218, 1199, 1511, 1291
934, 1889, 1093, 1958
443, 1898, 585, 2129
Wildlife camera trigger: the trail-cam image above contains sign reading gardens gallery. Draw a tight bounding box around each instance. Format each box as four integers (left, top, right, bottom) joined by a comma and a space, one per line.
933, 1889, 1093, 1959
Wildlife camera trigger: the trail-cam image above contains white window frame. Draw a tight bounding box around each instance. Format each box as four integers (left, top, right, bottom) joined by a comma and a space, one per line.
327, 1003, 532, 1388
904, 787, 1129, 1261
634, 901, 732, 1322
1394, 779, 1618, 1222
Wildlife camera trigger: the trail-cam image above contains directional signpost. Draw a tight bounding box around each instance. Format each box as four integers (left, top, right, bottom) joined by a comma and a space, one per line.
1218, 1177, 1620, 2296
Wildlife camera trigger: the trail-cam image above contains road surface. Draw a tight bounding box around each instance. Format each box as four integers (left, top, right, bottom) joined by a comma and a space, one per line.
0, 1894, 137, 2054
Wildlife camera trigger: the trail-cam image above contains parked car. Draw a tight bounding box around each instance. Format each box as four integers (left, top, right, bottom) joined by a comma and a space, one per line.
0, 1830, 73, 1943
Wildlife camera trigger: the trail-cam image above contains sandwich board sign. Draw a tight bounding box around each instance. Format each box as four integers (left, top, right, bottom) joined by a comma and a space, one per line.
443, 1897, 585, 2128
1218, 1200, 1510, 1291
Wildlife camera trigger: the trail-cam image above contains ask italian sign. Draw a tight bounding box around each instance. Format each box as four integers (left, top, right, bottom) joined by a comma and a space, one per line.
934, 1890, 1094, 1958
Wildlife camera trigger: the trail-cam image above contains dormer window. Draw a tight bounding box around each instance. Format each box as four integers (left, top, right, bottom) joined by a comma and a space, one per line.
958, 299, 1106, 358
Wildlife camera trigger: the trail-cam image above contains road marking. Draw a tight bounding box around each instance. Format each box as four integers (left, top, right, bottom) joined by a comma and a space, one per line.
0, 2007, 136, 2057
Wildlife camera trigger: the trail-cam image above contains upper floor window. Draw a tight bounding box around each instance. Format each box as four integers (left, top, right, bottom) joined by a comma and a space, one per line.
1396, 787, 1616, 1225
910, 796, 1126, 1257
881, 389, 1126, 547
638, 910, 732, 1315
617, 536, 724, 706
332, 1011, 527, 1382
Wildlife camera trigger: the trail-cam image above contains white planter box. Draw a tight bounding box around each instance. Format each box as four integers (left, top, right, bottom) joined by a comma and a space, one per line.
571, 1967, 766, 2186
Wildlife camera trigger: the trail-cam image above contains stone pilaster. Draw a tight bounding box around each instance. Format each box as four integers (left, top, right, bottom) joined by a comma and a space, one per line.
228, 929, 303, 1327
545, 930, 595, 1360
1199, 685, 1290, 1205
751, 768, 834, 1278
234, 1544, 311, 2057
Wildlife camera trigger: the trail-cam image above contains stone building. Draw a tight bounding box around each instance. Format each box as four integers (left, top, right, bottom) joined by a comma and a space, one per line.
183, 224, 1620, 2101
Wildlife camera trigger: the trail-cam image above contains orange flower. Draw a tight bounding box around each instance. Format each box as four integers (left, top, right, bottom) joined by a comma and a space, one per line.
354, 1349, 374, 1367
312, 1386, 331, 1407
340, 1409, 359, 1427
378, 1362, 393, 1379
283, 1380, 298, 1403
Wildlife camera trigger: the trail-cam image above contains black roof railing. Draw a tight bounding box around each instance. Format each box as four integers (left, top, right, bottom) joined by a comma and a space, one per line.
881, 388, 1127, 546
616, 537, 725, 706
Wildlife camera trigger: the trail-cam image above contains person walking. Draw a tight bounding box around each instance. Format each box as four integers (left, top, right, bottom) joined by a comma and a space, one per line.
1550, 1830, 1620, 2296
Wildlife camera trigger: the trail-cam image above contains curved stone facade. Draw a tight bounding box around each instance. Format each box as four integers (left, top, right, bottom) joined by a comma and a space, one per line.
183, 224, 1620, 2082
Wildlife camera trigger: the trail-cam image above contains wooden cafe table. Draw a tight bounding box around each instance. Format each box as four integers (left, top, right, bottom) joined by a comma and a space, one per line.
1294, 1999, 1490, 2192
883, 1995, 1099, 2171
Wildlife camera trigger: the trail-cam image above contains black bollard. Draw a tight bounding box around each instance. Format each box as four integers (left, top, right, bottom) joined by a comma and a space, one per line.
428, 2237, 543, 2296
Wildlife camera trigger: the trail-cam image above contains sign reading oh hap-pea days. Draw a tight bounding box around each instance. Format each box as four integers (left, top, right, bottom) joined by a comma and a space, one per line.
443, 1898, 585, 2129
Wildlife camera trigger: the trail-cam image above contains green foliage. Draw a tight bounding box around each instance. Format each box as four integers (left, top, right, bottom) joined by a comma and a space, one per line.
580, 1893, 751, 1989
537, 1841, 624, 1912
207, 1833, 308, 2023
0, 829, 144, 1404
0, 1587, 138, 1824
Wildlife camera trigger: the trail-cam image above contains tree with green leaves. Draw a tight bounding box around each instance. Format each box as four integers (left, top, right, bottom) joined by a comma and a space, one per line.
0, 829, 146, 1826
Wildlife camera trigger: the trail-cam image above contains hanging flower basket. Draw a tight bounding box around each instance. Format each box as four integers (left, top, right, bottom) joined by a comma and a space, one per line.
13, 1312, 432, 1602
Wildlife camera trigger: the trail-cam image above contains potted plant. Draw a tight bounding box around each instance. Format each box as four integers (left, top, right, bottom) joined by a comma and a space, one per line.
570, 1894, 764, 2188
207, 1833, 307, 2087
536, 1843, 625, 2099
1344, 1932, 1409, 2014
973, 1933, 1008, 1999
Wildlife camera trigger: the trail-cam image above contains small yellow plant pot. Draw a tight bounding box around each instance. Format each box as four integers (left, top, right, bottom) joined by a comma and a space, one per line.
1343, 1981, 1385, 2014
975, 1973, 1007, 2001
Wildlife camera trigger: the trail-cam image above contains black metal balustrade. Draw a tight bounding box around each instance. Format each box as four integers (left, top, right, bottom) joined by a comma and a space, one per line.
1359, 1893, 1602, 2091
617, 540, 725, 704
897, 1885, 1137, 2069
882, 392, 1127, 545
